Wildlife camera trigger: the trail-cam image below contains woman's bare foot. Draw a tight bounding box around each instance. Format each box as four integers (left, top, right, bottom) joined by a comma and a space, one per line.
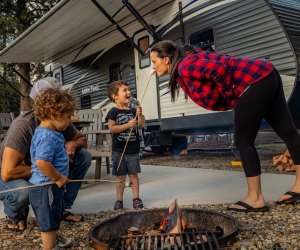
229, 197, 266, 210
277, 185, 300, 203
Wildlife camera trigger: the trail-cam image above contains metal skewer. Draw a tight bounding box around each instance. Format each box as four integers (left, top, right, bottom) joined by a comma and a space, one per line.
0, 179, 131, 195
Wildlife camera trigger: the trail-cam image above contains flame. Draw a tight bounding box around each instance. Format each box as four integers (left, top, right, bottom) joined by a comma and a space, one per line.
181, 218, 187, 231
159, 219, 169, 232
158, 217, 187, 233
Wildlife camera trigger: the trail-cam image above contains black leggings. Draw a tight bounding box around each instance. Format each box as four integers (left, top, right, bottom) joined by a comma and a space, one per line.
234, 69, 300, 177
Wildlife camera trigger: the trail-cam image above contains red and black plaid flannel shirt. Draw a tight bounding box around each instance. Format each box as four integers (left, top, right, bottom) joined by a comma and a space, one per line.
177, 51, 273, 111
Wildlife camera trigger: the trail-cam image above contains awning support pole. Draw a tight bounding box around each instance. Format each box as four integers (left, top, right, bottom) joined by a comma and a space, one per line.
122, 0, 161, 42
179, 2, 186, 45
90, 0, 145, 56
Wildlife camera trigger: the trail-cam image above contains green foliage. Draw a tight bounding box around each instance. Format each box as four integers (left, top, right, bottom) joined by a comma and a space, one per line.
0, 0, 59, 113
0, 82, 20, 115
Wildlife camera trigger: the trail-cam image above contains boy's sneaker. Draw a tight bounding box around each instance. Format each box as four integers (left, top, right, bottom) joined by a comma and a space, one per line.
133, 198, 144, 209
114, 200, 123, 210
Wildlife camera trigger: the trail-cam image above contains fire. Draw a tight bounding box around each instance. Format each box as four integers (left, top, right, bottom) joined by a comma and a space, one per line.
159, 218, 187, 233
158, 219, 169, 232
181, 218, 187, 231
119, 201, 223, 249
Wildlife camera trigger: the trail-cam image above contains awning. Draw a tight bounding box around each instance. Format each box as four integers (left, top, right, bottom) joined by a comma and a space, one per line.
0, 0, 177, 64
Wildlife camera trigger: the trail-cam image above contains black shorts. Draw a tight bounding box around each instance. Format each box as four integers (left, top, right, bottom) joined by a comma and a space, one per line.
111, 151, 141, 176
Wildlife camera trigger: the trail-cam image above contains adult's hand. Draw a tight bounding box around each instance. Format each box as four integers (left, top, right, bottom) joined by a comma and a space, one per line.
65, 140, 77, 160
65, 130, 88, 160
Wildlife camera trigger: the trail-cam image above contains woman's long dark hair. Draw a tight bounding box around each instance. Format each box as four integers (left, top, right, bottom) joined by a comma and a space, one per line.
150, 40, 197, 102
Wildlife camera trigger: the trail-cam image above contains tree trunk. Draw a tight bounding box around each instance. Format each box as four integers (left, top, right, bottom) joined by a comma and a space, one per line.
16, 0, 31, 112
19, 63, 32, 112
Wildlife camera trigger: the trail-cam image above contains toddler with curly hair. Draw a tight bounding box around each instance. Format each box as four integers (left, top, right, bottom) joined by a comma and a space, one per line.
29, 88, 76, 250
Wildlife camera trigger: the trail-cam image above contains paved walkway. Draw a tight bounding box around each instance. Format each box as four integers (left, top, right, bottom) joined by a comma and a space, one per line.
0, 163, 294, 218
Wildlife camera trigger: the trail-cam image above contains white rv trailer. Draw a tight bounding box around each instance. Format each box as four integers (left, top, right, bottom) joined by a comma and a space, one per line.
0, 0, 299, 153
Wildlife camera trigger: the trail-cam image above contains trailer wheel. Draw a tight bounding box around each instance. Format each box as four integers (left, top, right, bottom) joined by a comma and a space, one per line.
150, 145, 168, 155
171, 135, 188, 154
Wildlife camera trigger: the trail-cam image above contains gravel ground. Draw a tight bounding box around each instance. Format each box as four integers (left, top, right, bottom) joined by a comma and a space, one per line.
1, 143, 298, 250
140, 143, 293, 175
1, 203, 299, 250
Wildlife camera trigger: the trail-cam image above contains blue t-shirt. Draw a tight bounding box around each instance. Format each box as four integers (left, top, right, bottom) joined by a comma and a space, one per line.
29, 127, 69, 184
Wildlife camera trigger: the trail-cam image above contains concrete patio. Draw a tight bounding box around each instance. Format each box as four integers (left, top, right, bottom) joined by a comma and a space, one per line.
0, 162, 294, 218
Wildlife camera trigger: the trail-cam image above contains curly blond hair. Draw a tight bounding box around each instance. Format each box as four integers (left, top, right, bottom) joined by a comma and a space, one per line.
34, 88, 77, 120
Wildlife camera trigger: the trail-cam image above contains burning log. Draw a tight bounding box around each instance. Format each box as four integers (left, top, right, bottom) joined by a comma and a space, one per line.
158, 199, 187, 247
159, 199, 186, 233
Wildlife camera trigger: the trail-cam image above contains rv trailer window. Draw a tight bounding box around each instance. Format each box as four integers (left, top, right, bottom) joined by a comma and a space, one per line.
138, 36, 150, 69
52, 66, 63, 83
80, 95, 91, 109
109, 63, 121, 82
189, 29, 215, 51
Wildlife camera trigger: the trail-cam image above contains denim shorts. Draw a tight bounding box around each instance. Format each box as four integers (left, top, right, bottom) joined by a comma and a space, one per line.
29, 184, 64, 232
112, 151, 141, 176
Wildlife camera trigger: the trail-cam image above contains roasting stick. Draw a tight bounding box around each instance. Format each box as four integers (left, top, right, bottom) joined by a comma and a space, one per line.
0, 179, 131, 195
116, 71, 154, 172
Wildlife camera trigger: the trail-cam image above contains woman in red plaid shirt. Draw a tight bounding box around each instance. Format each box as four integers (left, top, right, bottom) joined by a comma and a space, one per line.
150, 40, 300, 212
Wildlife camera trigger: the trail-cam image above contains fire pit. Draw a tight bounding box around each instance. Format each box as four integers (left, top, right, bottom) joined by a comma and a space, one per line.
89, 207, 239, 249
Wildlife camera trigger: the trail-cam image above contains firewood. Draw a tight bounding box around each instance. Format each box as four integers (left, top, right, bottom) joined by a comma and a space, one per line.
285, 150, 291, 157
164, 200, 183, 247
272, 155, 282, 166
273, 149, 295, 172
276, 164, 283, 171
285, 166, 292, 172
290, 164, 296, 171
167, 199, 182, 233
281, 155, 288, 164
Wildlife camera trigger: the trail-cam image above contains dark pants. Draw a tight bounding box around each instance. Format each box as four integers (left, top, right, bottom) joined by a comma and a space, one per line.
64, 148, 92, 209
234, 69, 300, 177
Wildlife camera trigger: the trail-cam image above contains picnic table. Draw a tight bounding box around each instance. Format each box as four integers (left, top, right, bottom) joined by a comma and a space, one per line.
72, 110, 112, 179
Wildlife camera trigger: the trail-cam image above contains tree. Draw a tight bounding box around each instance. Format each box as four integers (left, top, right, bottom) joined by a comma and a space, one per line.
0, 0, 59, 113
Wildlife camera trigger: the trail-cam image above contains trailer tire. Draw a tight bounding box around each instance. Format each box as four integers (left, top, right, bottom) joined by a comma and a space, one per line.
150, 145, 168, 155
171, 135, 188, 154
